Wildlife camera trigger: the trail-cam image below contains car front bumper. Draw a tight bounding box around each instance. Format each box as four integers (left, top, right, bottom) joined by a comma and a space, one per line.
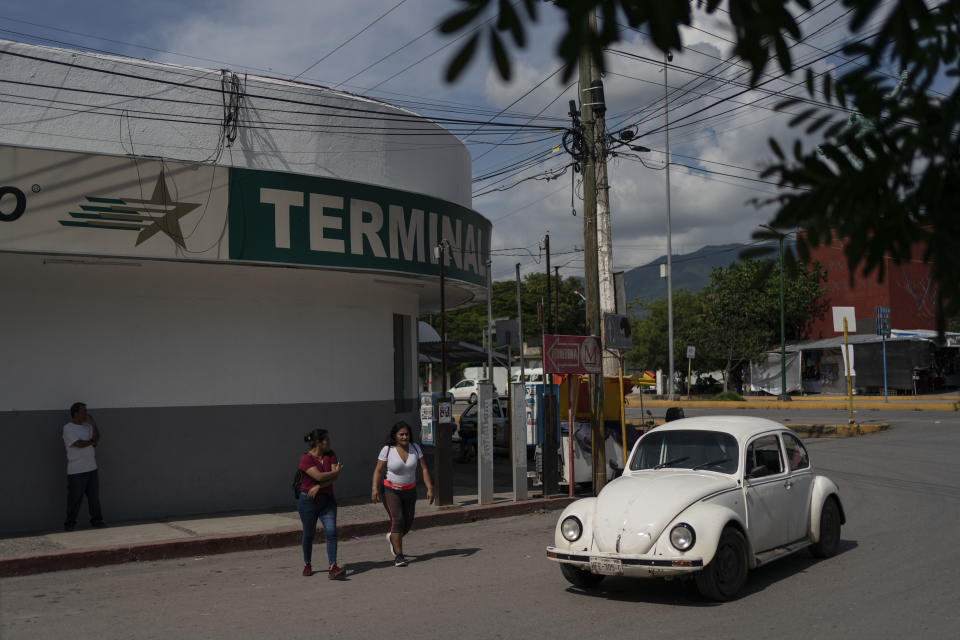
546, 547, 704, 578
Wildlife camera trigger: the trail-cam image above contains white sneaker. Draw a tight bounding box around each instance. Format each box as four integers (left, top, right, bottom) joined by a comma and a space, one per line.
386, 532, 396, 556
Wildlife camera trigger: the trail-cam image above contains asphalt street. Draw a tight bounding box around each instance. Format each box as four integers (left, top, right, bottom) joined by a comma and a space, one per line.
2, 411, 958, 639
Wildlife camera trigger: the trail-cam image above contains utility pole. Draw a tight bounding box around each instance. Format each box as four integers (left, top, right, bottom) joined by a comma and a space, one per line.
554, 266, 560, 334
590, 72, 616, 377
516, 263, 524, 387
435, 241, 453, 506
579, 8, 606, 495
541, 233, 557, 495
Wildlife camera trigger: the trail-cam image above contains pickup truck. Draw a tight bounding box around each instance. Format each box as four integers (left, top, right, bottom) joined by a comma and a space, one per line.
456, 396, 508, 448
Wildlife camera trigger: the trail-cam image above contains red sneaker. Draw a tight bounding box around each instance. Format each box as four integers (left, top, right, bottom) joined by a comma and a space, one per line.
302, 563, 313, 577
328, 563, 346, 580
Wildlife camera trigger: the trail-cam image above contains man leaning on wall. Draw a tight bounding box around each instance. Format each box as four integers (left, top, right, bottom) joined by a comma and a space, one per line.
62, 402, 106, 531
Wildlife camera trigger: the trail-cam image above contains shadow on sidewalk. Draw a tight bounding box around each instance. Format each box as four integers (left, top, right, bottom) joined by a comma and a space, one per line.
339, 546, 481, 577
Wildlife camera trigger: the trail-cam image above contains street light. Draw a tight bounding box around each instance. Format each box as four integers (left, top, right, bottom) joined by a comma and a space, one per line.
664, 51, 675, 398
760, 225, 791, 401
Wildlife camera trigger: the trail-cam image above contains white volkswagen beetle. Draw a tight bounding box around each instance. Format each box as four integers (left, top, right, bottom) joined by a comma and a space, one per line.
546, 416, 845, 601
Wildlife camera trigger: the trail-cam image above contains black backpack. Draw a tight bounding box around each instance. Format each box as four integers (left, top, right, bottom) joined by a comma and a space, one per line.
292, 468, 303, 500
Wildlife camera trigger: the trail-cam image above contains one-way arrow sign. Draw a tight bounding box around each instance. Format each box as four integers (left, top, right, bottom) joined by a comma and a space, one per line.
542, 334, 602, 374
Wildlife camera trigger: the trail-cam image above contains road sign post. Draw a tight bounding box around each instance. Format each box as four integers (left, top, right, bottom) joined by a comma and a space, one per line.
876, 306, 891, 402
832, 307, 856, 423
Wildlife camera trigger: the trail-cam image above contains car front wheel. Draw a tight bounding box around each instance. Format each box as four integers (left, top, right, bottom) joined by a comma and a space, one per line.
810, 497, 841, 558
695, 527, 748, 601
560, 563, 605, 588
469, 392, 477, 403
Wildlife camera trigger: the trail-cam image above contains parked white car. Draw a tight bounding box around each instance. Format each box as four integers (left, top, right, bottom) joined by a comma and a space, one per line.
546, 416, 845, 601
450, 378, 497, 403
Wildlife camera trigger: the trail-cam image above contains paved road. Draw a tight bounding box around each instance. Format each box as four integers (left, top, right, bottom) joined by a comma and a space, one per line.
2, 413, 958, 639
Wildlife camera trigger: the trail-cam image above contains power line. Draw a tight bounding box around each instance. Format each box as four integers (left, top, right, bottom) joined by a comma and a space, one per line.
292, 0, 410, 81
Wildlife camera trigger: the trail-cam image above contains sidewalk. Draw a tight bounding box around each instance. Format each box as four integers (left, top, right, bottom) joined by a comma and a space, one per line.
0, 486, 575, 578
0, 406, 911, 579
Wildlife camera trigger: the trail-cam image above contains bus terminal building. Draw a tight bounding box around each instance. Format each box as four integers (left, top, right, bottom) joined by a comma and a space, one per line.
0, 40, 488, 534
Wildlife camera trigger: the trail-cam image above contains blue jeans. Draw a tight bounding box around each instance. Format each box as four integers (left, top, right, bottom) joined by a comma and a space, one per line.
297, 492, 337, 566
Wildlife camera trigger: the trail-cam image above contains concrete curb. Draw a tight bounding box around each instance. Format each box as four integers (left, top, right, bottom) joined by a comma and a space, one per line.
0, 496, 574, 578
627, 398, 958, 412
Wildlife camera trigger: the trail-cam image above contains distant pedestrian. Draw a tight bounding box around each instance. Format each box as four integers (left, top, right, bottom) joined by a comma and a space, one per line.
371, 421, 434, 567
62, 402, 105, 531
297, 428, 345, 579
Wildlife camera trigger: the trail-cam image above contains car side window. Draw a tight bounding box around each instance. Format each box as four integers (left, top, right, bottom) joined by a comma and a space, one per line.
493, 403, 502, 417
463, 404, 476, 418
782, 433, 809, 471
746, 435, 784, 478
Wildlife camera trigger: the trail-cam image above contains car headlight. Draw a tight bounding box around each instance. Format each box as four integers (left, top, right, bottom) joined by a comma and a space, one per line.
670, 523, 695, 551
560, 516, 582, 542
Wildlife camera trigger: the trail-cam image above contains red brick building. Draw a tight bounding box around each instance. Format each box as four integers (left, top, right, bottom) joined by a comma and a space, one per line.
804, 239, 938, 339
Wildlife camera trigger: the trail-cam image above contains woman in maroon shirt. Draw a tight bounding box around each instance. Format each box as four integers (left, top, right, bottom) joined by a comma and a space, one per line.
297, 428, 345, 578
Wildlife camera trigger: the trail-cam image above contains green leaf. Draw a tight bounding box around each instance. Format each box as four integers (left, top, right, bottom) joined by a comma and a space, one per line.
768, 138, 785, 160
806, 68, 815, 96
445, 33, 480, 82
788, 108, 818, 127
806, 114, 833, 134
438, 1, 488, 35
489, 29, 511, 80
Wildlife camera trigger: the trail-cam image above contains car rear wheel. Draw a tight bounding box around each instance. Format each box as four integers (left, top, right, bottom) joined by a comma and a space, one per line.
560, 563, 605, 589
810, 497, 841, 558
695, 527, 748, 601
469, 392, 477, 403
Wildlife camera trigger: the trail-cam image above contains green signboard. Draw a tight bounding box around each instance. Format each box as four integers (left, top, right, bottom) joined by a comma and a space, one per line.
228, 167, 490, 286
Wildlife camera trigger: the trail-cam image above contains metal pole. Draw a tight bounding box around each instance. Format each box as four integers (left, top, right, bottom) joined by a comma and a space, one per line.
567, 374, 574, 497
545, 234, 552, 335
554, 266, 560, 334
436, 242, 453, 506
440, 244, 446, 397
516, 264, 524, 386
882, 333, 888, 402
486, 259, 493, 379
541, 240, 558, 495
843, 317, 854, 423
664, 52, 675, 398
618, 352, 627, 468
779, 233, 788, 400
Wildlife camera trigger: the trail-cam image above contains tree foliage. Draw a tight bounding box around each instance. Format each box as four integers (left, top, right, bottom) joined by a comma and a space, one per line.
439, 0, 959, 333
626, 259, 825, 389
421, 273, 586, 346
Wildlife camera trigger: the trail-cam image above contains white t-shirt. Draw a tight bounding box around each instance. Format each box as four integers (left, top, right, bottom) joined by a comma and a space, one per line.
63, 421, 97, 475
378, 444, 423, 487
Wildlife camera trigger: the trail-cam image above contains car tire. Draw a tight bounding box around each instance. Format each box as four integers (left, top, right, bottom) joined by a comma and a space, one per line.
695, 527, 748, 602
469, 392, 477, 404
560, 563, 605, 589
810, 497, 841, 558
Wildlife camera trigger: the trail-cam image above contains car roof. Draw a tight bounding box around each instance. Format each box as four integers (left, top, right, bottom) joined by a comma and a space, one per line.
649, 416, 789, 443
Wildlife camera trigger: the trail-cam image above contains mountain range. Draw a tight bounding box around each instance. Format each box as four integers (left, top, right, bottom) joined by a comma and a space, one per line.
620, 241, 781, 314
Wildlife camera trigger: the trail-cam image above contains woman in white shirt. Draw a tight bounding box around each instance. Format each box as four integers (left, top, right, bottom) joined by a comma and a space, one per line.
371, 421, 434, 566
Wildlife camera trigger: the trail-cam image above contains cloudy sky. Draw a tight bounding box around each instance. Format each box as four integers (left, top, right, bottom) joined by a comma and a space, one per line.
0, 0, 911, 282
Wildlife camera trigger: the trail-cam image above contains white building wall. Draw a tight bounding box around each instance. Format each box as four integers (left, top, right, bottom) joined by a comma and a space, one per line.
2, 252, 415, 411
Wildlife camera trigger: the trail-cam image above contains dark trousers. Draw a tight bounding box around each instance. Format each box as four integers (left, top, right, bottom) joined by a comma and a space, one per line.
380, 484, 417, 535
65, 469, 103, 528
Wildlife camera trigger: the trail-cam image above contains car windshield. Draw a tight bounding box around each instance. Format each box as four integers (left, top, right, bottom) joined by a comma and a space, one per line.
630, 429, 739, 474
